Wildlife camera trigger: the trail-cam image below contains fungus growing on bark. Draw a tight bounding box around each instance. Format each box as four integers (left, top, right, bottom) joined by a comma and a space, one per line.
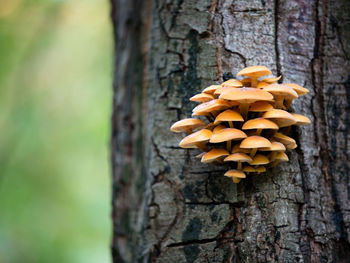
171, 118, 206, 134
224, 169, 246, 183
209, 128, 247, 151
219, 87, 273, 119
170, 65, 311, 183
240, 135, 272, 157
201, 148, 229, 164
237, 65, 272, 88
224, 153, 252, 170
263, 84, 298, 109
190, 93, 215, 103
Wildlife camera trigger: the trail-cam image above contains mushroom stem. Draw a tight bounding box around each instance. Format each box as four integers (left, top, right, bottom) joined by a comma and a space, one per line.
212, 110, 220, 117
228, 121, 233, 128
232, 177, 241, 183
256, 128, 262, 136
269, 152, 277, 162
251, 77, 258, 88
237, 162, 242, 170
283, 126, 291, 135
216, 159, 224, 164
227, 140, 232, 152
185, 128, 193, 135
275, 96, 284, 109
195, 142, 208, 152
250, 148, 257, 158
205, 115, 212, 122
268, 160, 280, 167
239, 103, 249, 120
285, 99, 293, 109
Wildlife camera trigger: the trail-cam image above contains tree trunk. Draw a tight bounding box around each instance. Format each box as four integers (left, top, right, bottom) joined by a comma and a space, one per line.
110, 0, 350, 262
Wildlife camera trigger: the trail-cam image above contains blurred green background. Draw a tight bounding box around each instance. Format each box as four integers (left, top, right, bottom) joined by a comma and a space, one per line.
0, 0, 112, 262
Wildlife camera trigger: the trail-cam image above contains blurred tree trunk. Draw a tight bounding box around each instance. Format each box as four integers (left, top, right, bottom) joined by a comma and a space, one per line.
110, 0, 350, 262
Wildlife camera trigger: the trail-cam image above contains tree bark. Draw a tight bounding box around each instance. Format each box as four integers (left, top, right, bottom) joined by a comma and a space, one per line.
110, 0, 350, 262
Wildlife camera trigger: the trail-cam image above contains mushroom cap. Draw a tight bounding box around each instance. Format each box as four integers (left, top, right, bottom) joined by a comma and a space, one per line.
241, 78, 251, 86
240, 136, 272, 149
214, 109, 244, 125
179, 129, 213, 148
213, 124, 226, 133
249, 101, 273, 112
209, 128, 247, 143
275, 151, 289, 161
221, 79, 243, 88
190, 93, 215, 103
263, 84, 298, 99
214, 86, 236, 95
205, 122, 216, 130
232, 177, 242, 183
224, 153, 252, 163
243, 166, 256, 173
291, 113, 311, 125
170, 118, 206, 133
224, 169, 246, 178
273, 132, 296, 146
192, 111, 210, 117
284, 83, 309, 95
202, 85, 221, 94
262, 109, 297, 127
242, 118, 279, 130
192, 99, 231, 114
257, 82, 269, 89
219, 87, 274, 104
261, 76, 282, 83
232, 144, 250, 154
201, 148, 229, 163
250, 154, 270, 165
286, 142, 297, 149
255, 166, 266, 173
260, 141, 286, 151
237, 66, 272, 78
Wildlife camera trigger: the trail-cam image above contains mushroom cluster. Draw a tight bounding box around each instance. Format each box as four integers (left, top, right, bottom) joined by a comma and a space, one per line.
170, 66, 310, 183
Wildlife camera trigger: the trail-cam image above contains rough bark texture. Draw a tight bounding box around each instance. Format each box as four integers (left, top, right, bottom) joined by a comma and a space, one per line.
110, 0, 350, 262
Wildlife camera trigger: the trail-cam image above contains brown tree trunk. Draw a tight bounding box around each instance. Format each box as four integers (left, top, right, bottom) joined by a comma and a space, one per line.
110, 0, 350, 262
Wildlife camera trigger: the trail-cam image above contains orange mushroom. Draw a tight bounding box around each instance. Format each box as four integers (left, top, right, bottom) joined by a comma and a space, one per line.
201, 148, 229, 164
170, 118, 206, 134
237, 66, 272, 88
242, 118, 279, 135
240, 135, 272, 157
190, 93, 215, 103
209, 128, 247, 152
219, 87, 273, 119
263, 84, 298, 109
214, 109, 244, 127
224, 169, 246, 183
224, 152, 252, 170
170, 65, 311, 183
179, 129, 212, 151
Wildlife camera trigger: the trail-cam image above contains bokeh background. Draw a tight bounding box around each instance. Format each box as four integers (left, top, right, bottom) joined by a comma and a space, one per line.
0, 0, 112, 262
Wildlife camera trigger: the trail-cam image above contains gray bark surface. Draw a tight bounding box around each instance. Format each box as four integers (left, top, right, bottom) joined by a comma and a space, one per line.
110, 0, 350, 262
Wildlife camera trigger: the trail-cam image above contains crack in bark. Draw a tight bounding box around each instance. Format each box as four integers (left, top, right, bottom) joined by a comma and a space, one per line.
274, 0, 281, 77
231, 9, 265, 13
167, 238, 217, 248
309, 0, 350, 260
185, 201, 244, 206
223, 48, 247, 67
